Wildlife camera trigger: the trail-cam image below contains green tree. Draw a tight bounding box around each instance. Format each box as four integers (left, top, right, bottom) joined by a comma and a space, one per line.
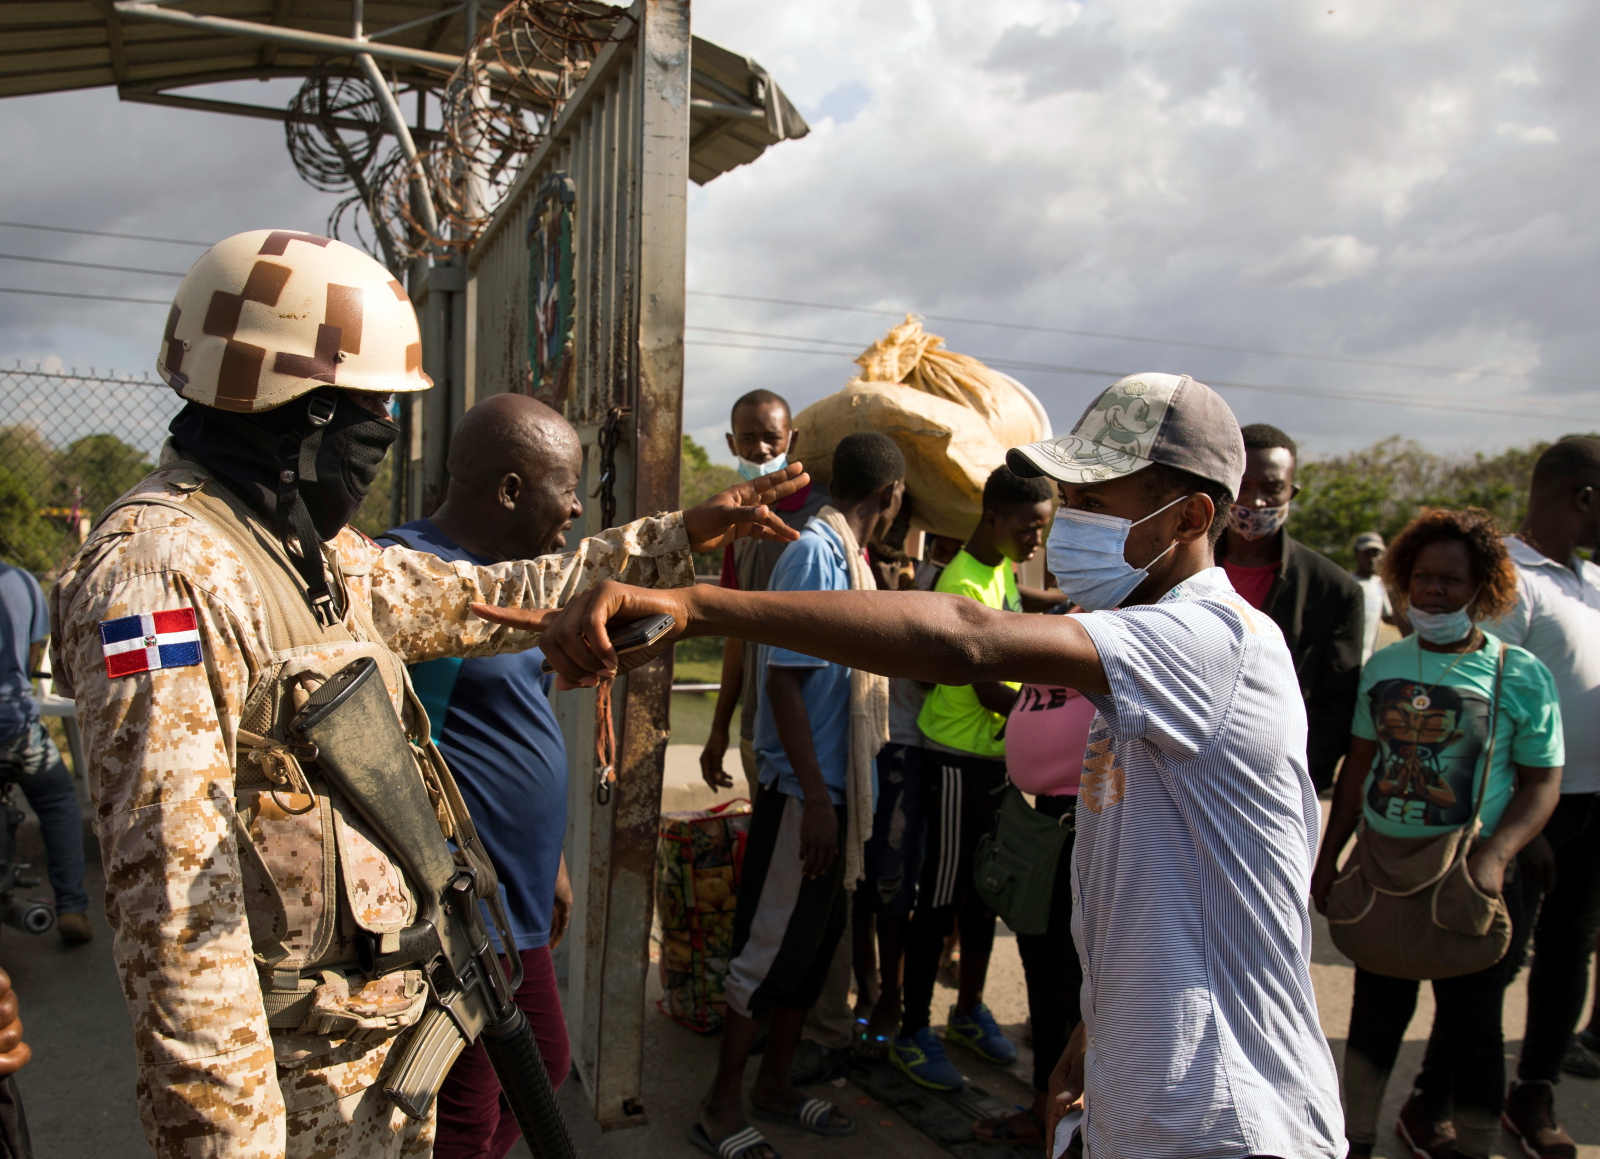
680, 433, 742, 507
0, 426, 68, 574
0, 465, 56, 574
681, 434, 742, 578
1288, 434, 1600, 569
54, 434, 155, 515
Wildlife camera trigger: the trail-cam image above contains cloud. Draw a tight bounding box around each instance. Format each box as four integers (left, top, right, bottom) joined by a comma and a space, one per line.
3, 1, 1599, 468
685, 0, 1600, 458
1246, 235, 1379, 289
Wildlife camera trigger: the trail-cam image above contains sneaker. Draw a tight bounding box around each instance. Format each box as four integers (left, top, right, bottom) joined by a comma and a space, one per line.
890, 1027, 964, 1091
1395, 1092, 1456, 1159
1503, 1080, 1577, 1159
56, 911, 93, 944
1560, 1038, 1600, 1080
944, 1003, 1019, 1065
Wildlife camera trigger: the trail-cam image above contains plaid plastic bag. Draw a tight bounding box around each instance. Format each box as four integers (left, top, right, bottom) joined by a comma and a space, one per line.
656, 798, 751, 1032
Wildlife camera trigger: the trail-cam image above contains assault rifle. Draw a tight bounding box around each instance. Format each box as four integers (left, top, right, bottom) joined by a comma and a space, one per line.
290, 657, 575, 1159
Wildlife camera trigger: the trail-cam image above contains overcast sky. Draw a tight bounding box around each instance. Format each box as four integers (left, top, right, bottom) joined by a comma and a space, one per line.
2, 0, 1596, 465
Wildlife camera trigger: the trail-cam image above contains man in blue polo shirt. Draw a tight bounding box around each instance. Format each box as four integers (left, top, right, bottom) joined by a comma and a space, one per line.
383, 392, 584, 1159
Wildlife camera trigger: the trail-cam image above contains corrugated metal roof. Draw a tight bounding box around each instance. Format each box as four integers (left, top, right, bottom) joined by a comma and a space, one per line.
0, 1, 808, 183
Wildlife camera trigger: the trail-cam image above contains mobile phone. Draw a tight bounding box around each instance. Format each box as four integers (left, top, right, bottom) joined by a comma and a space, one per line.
540, 612, 677, 674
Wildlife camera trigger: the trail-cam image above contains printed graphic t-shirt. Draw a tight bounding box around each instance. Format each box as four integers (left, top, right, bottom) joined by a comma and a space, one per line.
918, 549, 1021, 758
1353, 631, 1563, 839
1005, 684, 1097, 797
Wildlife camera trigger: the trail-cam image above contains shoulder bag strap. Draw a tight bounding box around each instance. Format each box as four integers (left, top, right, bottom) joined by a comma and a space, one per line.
1465, 641, 1509, 833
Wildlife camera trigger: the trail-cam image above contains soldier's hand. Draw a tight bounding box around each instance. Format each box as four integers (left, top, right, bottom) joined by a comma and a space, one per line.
0, 969, 31, 1076
473, 580, 693, 690
682, 463, 811, 552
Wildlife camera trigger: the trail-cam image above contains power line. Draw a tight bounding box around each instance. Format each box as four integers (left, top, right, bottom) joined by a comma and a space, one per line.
685, 324, 1600, 410
0, 253, 187, 278
684, 339, 1600, 425
0, 218, 1583, 390
0, 221, 213, 247
0, 286, 170, 306
688, 290, 1595, 390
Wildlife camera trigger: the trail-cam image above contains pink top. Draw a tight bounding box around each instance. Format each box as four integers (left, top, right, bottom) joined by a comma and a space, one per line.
1005, 684, 1099, 797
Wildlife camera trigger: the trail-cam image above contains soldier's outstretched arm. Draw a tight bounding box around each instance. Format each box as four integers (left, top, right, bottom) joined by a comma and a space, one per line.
367, 464, 812, 663
50, 562, 286, 1156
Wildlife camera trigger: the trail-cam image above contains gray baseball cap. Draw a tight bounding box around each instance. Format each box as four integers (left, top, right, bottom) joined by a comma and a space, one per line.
1353, 531, 1385, 551
1007, 372, 1245, 498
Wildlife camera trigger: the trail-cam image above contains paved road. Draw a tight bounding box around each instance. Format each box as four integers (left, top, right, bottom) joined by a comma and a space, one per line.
11, 819, 1600, 1157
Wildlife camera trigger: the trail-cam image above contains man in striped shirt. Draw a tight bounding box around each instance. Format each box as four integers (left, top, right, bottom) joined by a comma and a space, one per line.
494, 373, 1344, 1159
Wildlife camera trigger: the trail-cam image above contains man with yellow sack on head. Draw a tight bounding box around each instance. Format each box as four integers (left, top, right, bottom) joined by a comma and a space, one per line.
48, 230, 807, 1158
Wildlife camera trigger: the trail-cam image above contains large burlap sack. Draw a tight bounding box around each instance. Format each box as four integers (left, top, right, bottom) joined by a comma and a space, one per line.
791, 317, 1049, 540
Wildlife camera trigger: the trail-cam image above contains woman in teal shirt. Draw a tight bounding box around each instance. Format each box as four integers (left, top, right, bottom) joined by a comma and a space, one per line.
1313, 507, 1563, 1159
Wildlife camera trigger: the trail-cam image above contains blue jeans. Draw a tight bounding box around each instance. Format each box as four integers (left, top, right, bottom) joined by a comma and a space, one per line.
0, 720, 88, 914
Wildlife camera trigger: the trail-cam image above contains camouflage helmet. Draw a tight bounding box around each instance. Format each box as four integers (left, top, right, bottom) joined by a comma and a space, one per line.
156, 229, 433, 413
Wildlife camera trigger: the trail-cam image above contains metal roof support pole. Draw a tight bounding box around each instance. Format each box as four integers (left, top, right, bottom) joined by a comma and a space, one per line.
110, 2, 556, 87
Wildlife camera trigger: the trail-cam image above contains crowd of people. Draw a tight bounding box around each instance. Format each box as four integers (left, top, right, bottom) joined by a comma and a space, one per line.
8, 227, 1600, 1159
500, 375, 1600, 1159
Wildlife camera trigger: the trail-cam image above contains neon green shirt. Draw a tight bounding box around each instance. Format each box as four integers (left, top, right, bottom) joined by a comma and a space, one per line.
917, 549, 1022, 758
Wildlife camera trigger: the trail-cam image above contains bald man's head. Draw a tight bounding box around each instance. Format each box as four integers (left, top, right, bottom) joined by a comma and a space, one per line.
446, 393, 579, 490
432, 393, 585, 560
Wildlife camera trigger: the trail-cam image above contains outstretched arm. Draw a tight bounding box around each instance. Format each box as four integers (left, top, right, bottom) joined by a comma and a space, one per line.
473, 580, 1111, 696
371, 465, 813, 663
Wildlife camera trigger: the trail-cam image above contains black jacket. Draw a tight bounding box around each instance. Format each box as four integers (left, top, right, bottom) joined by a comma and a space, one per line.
1219, 532, 1364, 791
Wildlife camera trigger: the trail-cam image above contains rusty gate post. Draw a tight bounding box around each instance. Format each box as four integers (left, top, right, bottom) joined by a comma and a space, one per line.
591, 0, 690, 1127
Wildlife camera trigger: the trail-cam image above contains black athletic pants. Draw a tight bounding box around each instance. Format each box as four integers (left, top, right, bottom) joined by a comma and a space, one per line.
1344, 867, 1532, 1152
1518, 791, 1600, 1082
1015, 794, 1081, 1091
900, 750, 1007, 1035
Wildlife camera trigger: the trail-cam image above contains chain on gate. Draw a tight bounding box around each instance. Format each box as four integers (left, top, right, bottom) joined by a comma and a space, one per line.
588, 405, 630, 806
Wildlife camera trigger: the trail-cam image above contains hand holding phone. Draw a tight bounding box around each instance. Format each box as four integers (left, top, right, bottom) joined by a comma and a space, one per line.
540, 613, 676, 675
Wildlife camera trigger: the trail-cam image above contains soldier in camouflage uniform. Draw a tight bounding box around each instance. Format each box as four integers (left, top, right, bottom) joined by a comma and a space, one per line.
48, 230, 806, 1158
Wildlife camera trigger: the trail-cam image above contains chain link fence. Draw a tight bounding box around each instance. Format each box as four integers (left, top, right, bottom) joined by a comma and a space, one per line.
0, 364, 186, 578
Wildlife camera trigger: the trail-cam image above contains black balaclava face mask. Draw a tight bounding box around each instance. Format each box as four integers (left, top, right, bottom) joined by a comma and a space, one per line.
170, 388, 399, 622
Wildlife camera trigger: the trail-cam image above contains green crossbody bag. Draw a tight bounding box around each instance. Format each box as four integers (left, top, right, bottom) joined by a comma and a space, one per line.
973, 785, 1071, 936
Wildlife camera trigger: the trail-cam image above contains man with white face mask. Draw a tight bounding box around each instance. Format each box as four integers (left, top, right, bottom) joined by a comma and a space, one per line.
1216, 423, 1365, 792
500, 373, 1344, 1159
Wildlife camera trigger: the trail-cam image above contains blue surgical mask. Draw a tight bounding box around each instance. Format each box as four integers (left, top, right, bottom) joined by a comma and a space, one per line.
1046, 494, 1190, 612
736, 451, 787, 482
1407, 595, 1478, 645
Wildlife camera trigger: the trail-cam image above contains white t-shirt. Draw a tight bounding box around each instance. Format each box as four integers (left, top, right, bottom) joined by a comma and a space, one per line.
1482, 535, 1600, 794
1072, 567, 1342, 1159
1356, 572, 1390, 665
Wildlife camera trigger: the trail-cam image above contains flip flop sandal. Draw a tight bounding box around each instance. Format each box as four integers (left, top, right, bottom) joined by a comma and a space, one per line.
751, 1097, 857, 1137
689, 1122, 781, 1159
973, 1109, 1045, 1147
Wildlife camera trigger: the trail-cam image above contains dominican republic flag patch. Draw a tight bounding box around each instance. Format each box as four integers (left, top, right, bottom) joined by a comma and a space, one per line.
99, 608, 202, 679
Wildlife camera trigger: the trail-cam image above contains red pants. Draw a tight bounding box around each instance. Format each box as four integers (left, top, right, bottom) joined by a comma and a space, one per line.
432, 945, 571, 1159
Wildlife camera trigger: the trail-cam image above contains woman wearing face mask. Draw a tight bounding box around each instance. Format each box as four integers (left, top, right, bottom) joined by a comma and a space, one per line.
1312, 507, 1564, 1159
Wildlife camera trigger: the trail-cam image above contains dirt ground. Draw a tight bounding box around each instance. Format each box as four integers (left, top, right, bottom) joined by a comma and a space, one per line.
8, 742, 1600, 1158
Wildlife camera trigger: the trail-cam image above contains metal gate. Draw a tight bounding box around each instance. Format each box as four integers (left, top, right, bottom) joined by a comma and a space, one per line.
458, 0, 689, 1128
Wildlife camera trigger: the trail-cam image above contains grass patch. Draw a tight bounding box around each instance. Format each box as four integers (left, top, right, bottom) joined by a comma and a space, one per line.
673, 636, 726, 685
